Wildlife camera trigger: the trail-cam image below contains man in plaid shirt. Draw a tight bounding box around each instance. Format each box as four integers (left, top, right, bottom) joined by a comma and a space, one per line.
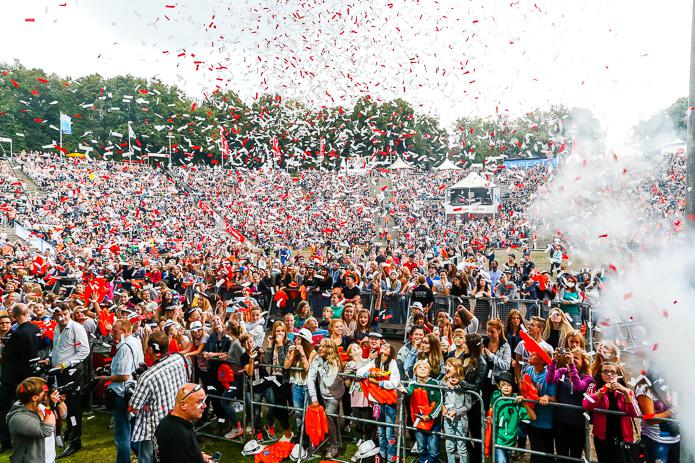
129, 331, 191, 463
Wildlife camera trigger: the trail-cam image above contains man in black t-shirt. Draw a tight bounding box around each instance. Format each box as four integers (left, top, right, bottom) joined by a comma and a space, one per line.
341, 274, 361, 300
153, 383, 211, 463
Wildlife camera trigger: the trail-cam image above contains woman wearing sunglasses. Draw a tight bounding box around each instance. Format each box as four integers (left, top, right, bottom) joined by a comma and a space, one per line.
582, 362, 640, 462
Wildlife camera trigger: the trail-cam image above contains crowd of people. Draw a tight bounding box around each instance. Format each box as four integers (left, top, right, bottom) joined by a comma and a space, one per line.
0, 150, 685, 463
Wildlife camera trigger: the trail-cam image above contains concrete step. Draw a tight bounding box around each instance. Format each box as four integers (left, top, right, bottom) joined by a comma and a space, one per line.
0, 225, 18, 242
4, 160, 44, 196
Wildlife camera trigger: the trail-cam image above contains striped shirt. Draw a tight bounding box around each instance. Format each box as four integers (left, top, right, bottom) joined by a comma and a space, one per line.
129, 353, 191, 442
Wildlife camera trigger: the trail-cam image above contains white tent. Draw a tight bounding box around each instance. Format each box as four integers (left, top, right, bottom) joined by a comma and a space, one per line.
435, 159, 462, 170
388, 156, 414, 169
448, 171, 496, 189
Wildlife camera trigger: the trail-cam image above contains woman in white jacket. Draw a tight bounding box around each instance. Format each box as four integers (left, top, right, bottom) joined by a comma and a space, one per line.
307, 338, 345, 458
357, 341, 401, 463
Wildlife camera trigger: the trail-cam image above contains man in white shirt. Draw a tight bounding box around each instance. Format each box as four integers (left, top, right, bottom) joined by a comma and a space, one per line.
50, 305, 90, 458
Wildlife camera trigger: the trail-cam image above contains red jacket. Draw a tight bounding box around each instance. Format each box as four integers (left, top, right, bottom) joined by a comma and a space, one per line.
582, 388, 640, 442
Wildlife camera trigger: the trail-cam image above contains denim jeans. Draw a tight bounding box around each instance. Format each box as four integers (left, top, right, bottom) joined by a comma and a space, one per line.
324, 398, 341, 449
378, 403, 398, 461
495, 448, 511, 463
643, 435, 680, 463
292, 384, 307, 432
414, 423, 440, 463
133, 439, 153, 463
443, 417, 468, 463
113, 394, 133, 463
253, 386, 275, 430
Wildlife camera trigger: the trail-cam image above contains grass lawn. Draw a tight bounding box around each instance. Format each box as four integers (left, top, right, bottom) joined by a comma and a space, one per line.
0, 411, 247, 463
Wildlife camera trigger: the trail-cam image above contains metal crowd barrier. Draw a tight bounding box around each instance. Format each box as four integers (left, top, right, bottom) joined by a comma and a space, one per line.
490, 396, 680, 463
193, 363, 249, 444
400, 380, 488, 463
246, 363, 489, 463
399, 294, 594, 345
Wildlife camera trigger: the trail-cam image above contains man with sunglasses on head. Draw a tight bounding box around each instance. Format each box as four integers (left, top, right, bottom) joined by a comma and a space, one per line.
129, 331, 191, 463
153, 383, 213, 463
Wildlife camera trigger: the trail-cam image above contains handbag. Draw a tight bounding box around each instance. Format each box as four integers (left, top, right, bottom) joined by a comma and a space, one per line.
616, 418, 647, 463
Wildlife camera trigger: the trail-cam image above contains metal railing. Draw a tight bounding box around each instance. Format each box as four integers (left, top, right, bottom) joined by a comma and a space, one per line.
490, 395, 680, 463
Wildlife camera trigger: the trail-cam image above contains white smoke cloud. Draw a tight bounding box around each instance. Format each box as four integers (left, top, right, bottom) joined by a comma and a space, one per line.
530, 140, 692, 447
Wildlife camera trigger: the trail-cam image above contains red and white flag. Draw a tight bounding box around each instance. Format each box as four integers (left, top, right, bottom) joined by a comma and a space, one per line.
225, 220, 246, 243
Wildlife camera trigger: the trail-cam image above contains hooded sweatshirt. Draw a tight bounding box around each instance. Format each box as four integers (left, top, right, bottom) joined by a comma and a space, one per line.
6, 401, 54, 463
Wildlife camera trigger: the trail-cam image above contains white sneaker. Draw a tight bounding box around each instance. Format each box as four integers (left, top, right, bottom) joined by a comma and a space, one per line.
224, 426, 243, 439
410, 443, 418, 453
279, 432, 294, 442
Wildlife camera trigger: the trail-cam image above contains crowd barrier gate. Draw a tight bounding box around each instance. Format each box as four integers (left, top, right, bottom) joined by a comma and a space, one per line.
490, 396, 680, 463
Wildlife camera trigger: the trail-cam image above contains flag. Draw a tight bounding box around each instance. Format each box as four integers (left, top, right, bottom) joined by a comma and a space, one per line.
59, 113, 72, 135
225, 220, 246, 243
128, 121, 135, 139
220, 127, 230, 158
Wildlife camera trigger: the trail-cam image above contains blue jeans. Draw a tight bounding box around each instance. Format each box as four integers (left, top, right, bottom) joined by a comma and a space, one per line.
443, 417, 468, 463
414, 423, 440, 463
643, 435, 679, 463
253, 386, 275, 429
292, 384, 307, 432
495, 448, 511, 463
378, 404, 398, 461
133, 439, 153, 463
113, 394, 133, 463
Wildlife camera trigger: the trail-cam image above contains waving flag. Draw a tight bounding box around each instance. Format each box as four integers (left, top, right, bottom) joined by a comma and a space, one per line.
225, 219, 246, 243
59, 113, 72, 135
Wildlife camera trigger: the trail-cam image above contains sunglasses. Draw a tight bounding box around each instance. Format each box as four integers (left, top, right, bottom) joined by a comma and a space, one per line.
601, 370, 618, 376
179, 383, 203, 403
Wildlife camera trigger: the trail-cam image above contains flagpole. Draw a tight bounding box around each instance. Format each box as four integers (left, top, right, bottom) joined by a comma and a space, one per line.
59, 112, 62, 149
128, 121, 133, 164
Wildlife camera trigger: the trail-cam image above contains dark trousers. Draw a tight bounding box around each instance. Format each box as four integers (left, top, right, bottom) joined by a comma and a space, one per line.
554, 421, 585, 459
0, 391, 12, 447
527, 426, 555, 463
466, 399, 482, 463
271, 382, 291, 431
593, 436, 619, 463
56, 366, 84, 446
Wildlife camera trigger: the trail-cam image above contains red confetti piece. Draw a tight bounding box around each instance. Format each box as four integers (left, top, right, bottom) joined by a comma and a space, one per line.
598, 234, 608, 238
36, 78, 48, 84
651, 343, 659, 351
24, 18, 35, 22
10, 80, 19, 88
191, 103, 197, 111
165, 4, 176, 8
623, 292, 633, 300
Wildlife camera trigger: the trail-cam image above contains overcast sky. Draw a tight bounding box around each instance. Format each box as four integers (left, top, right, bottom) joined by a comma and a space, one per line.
0, 0, 691, 142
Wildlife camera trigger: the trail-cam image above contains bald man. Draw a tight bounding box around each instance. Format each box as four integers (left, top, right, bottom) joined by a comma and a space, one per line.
153, 383, 211, 463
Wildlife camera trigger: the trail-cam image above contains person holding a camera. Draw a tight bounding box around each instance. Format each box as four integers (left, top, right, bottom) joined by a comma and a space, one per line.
95, 318, 144, 463
6, 376, 67, 463
49, 305, 90, 459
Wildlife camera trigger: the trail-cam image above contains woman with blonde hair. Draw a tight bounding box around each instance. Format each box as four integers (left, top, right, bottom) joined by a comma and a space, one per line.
589, 340, 621, 377
542, 307, 574, 349
563, 330, 586, 350
307, 338, 345, 458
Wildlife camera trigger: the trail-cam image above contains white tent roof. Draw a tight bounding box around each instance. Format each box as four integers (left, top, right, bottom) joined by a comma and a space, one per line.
448, 171, 496, 189
435, 159, 462, 170
388, 156, 414, 169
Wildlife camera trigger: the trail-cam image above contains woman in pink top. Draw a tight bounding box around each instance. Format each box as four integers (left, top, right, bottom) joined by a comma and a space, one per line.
582, 362, 640, 462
